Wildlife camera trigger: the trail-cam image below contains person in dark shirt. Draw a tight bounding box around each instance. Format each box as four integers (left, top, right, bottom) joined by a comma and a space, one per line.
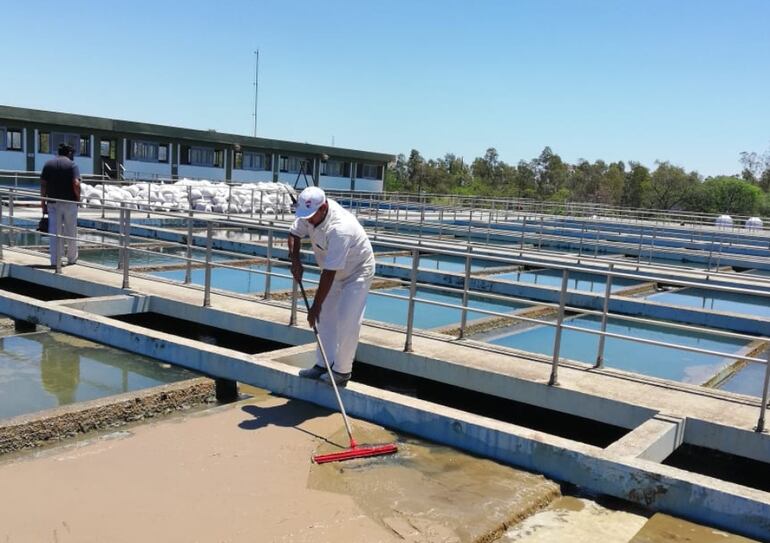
40, 144, 81, 266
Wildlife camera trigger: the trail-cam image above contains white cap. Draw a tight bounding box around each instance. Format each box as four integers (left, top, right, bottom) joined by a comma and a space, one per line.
295, 186, 327, 219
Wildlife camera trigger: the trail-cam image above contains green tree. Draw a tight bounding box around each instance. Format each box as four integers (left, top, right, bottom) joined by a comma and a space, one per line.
645, 161, 699, 209
531, 147, 569, 199
695, 176, 763, 215
622, 162, 650, 208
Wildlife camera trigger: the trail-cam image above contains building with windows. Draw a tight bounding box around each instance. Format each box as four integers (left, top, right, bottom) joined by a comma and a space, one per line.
0, 105, 393, 192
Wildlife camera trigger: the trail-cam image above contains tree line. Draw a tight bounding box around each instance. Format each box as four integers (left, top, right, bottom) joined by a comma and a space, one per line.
385, 146, 770, 216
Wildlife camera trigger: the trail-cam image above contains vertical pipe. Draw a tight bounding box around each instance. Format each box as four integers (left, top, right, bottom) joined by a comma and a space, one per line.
8, 193, 14, 247
458, 248, 472, 339
548, 269, 570, 386
259, 191, 264, 223
467, 209, 473, 243
101, 182, 106, 219
520, 216, 527, 251
184, 207, 193, 284
55, 204, 63, 274
264, 228, 273, 299
486, 203, 492, 245
756, 349, 770, 432
0, 204, 4, 258
374, 199, 380, 235
404, 248, 420, 352
538, 216, 544, 250
250, 188, 255, 219
203, 222, 213, 307
147, 181, 151, 218
226, 183, 233, 219
122, 207, 130, 289
594, 263, 614, 368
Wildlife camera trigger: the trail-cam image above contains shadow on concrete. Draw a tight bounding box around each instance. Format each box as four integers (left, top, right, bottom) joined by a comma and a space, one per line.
239, 401, 339, 447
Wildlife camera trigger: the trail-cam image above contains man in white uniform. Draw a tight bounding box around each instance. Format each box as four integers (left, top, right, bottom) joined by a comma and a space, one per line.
289, 187, 374, 386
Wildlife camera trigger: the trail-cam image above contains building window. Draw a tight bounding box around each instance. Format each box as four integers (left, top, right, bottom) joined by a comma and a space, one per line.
285, 156, 311, 174
186, 146, 215, 166
158, 144, 168, 163
39, 132, 50, 153
359, 163, 381, 179
100, 140, 111, 157
0, 128, 6, 151
238, 151, 265, 170
50, 132, 80, 155
130, 140, 159, 162
213, 149, 224, 168
6, 129, 22, 151
279, 155, 289, 172
78, 136, 90, 156
320, 159, 348, 177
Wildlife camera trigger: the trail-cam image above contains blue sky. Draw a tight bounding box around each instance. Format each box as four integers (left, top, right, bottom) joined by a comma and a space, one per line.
3, 0, 768, 176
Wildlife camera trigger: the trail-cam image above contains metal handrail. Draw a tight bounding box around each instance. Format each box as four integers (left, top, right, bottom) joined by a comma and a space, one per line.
1, 186, 769, 431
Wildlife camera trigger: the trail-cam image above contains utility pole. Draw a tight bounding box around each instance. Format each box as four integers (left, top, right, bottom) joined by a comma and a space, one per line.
253, 49, 259, 137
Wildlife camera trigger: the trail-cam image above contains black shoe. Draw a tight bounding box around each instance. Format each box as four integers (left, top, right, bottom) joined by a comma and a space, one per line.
319, 370, 351, 387
298, 365, 326, 379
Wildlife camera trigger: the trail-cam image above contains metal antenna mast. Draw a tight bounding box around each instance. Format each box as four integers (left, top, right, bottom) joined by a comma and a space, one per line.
253, 49, 259, 137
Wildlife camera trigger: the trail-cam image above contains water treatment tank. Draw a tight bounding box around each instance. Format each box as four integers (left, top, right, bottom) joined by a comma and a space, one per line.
715, 215, 733, 229
745, 216, 764, 231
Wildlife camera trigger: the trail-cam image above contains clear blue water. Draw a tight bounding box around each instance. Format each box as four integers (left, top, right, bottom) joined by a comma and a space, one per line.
648, 288, 770, 318
0, 331, 194, 420
376, 254, 504, 273
718, 362, 767, 397
78, 247, 231, 268
365, 287, 524, 329
489, 269, 640, 293
151, 263, 319, 294
483, 315, 747, 384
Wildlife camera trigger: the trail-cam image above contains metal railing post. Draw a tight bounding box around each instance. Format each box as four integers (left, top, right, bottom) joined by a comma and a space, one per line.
101, 183, 106, 219
0, 204, 4, 258
486, 204, 493, 245
53, 204, 63, 274
227, 183, 233, 219
259, 191, 264, 222
467, 209, 473, 242
203, 222, 213, 307
264, 228, 273, 299
8, 193, 14, 247
250, 188, 255, 219
538, 216, 544, 250
756, 349, 770, 433
184, 208, 193, 284
122, 206, 130, 289
520, 216, 527, 251
404, 248, 420, 352
458, 248, 472, 339
374, 200, 380, 235
548, 269, 570, 386
595, 263, 614, 368
146, 181, 152, 218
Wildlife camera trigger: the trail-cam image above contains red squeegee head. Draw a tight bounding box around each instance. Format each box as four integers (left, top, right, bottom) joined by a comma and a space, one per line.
313, 442, 399, 464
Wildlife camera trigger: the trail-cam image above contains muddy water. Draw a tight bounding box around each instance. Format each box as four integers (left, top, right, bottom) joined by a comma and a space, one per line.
309, 421, 560, 543
306, 419, 759, 543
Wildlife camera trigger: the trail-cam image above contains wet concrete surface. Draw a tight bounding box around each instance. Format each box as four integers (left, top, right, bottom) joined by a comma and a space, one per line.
309, 423, 560, 543
499, 496, 647, 542
628, 512, 759, 543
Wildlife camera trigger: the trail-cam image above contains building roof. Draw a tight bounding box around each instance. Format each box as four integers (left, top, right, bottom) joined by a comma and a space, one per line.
0, 105, 394, 163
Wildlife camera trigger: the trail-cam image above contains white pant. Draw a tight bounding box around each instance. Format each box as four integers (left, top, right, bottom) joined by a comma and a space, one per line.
48, 202, 79, 266
315, 273, 373, 374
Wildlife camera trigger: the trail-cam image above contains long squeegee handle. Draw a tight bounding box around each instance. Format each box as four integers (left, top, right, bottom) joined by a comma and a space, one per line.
297, 279, 357, 449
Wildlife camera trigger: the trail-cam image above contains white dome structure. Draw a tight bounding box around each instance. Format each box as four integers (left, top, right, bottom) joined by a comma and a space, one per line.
745, 217, 764, 231
715, 215, 733, 229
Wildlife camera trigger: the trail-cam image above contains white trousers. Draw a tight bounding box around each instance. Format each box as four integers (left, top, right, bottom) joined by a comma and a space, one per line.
48, 202, 79, 266
315, 273, 373, 374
